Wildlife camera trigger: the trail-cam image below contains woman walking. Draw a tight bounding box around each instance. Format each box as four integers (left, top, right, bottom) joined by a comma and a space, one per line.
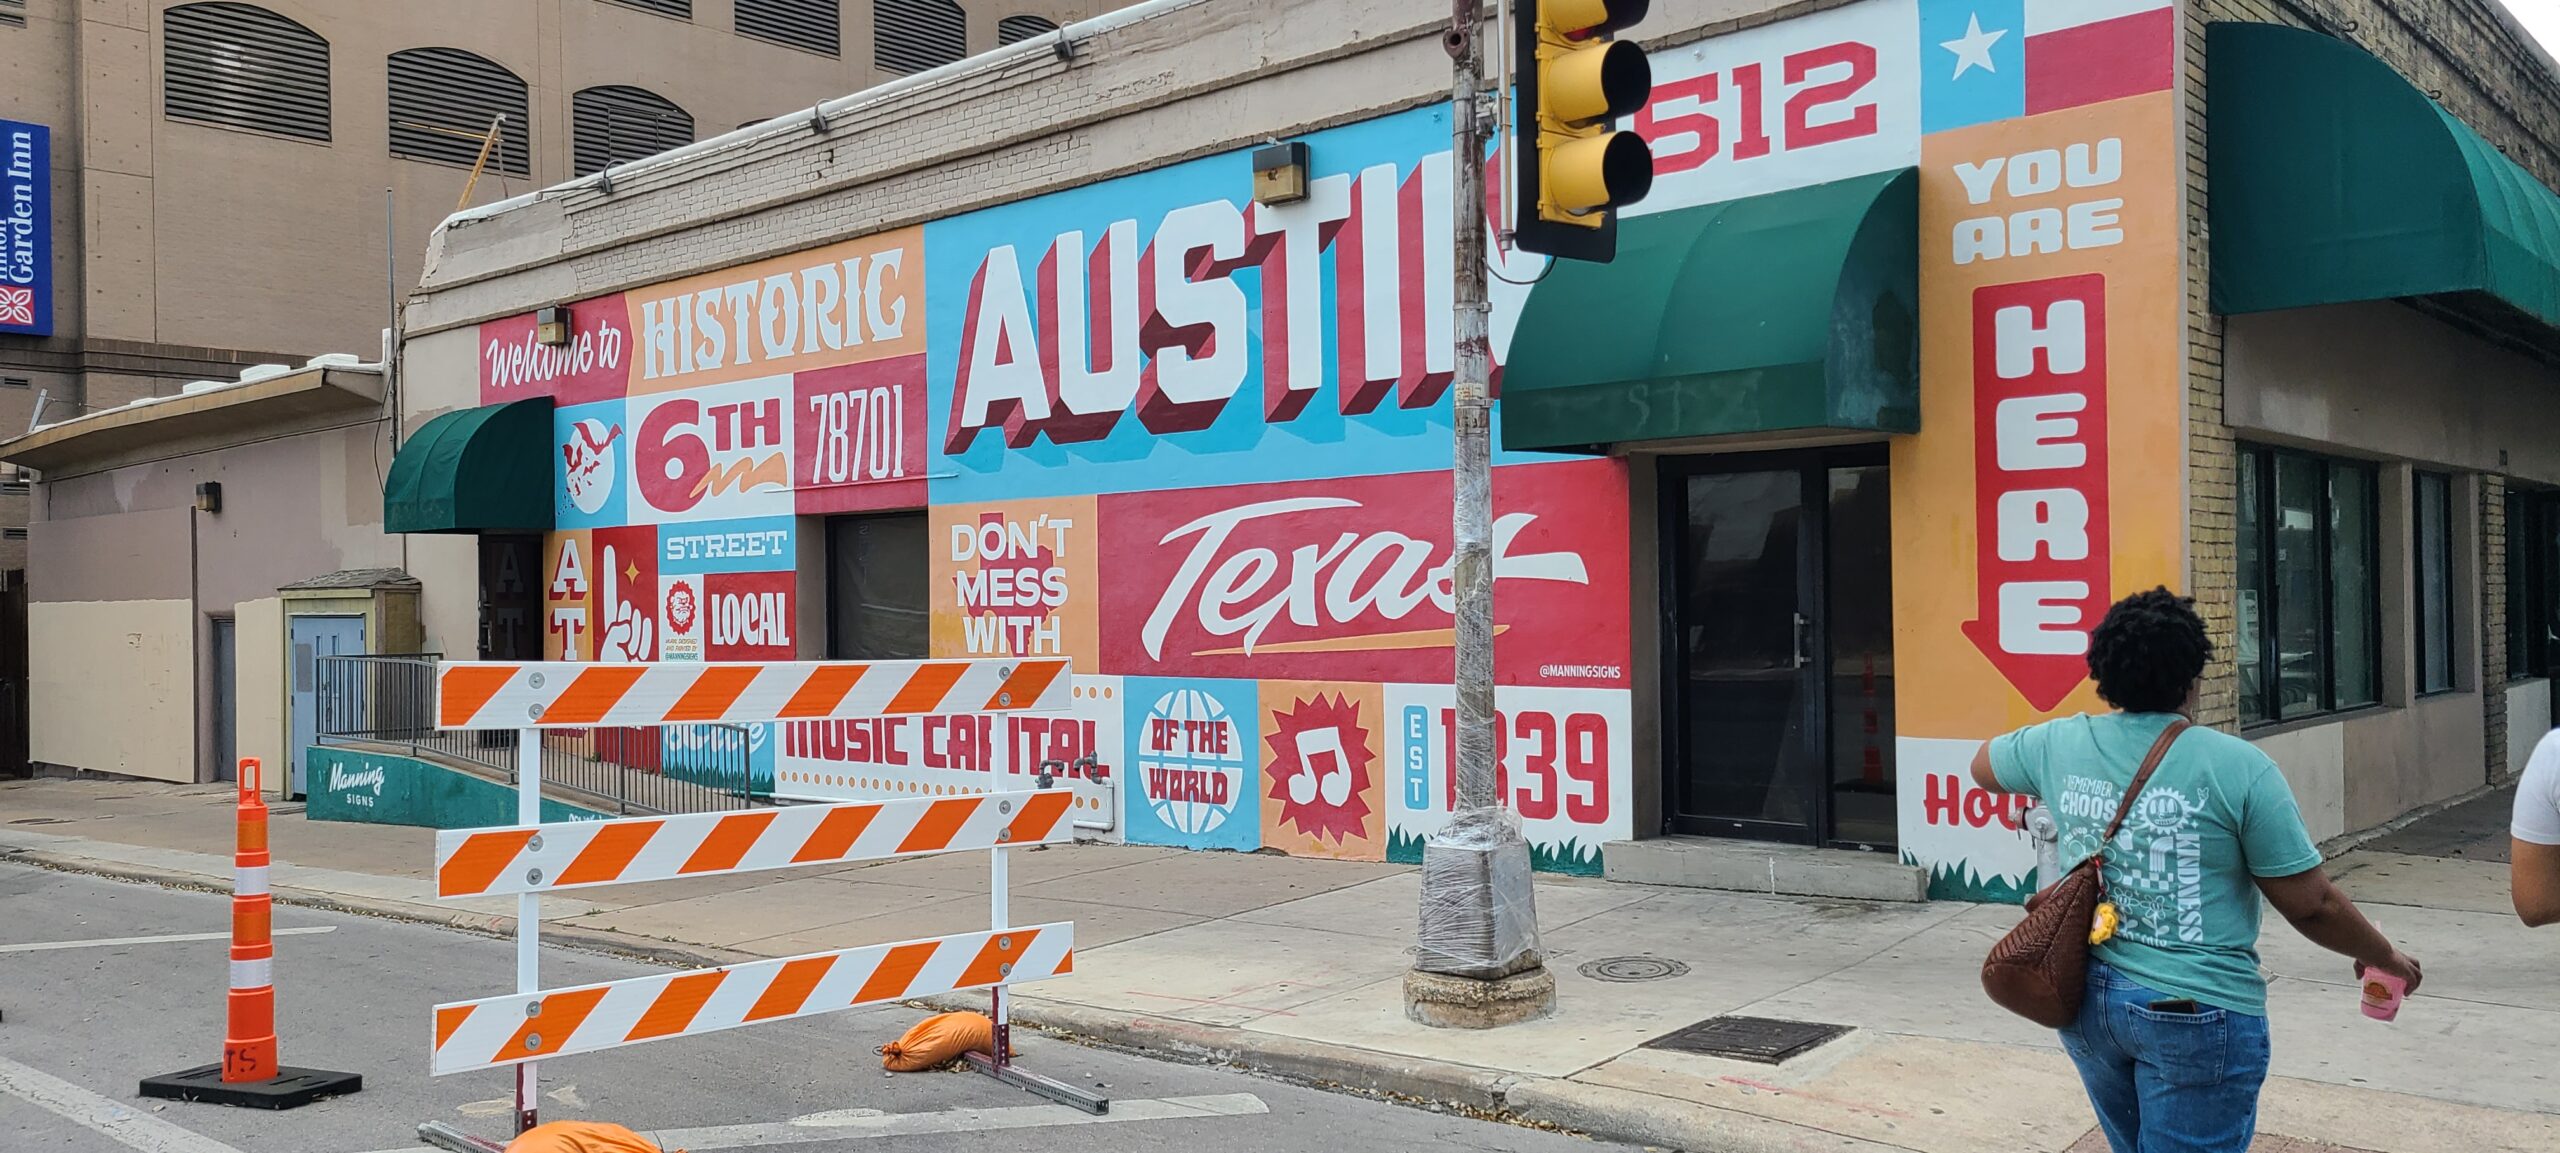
1970, 588, 2421, 1152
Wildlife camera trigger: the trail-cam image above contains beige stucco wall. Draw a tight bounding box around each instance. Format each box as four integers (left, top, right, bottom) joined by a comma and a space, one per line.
236, 594, 286, 783
26, 408, 412, 777
2509, 679, 2551, 778
2224, 302, 2560, 485
2248, 722, 2347, 843
31, 598, 194, 781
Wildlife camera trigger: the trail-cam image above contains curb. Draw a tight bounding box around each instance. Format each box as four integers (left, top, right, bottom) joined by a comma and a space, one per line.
919, 993, 1519, 1113
918, 993, 1925, 1153
1504, 1078, 1916, 1153
15, 845, 1923, 1153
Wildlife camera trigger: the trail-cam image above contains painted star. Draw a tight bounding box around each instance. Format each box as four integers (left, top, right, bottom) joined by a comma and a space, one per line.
1941, 13, 2007, 80
625, 562, 640, 582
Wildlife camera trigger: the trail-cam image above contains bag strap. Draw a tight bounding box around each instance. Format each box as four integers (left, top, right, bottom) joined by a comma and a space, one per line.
2102, 720, 2190, 842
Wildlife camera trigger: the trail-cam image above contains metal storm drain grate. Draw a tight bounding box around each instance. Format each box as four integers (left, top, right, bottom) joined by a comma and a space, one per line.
1641, 1015, 1852, 1064
1578, 956, 1690, 983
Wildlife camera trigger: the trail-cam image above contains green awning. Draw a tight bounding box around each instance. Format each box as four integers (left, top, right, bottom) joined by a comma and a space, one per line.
1501, 168, 1918, 453
384, 398, 553, 534
2209, 22, 2560, 347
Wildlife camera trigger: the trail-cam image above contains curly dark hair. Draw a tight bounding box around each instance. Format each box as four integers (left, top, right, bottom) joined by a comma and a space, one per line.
2087, 587, 2212, 714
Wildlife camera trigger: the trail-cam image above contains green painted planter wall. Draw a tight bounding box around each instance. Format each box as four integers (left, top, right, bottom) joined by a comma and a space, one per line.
304, 746, 609, 829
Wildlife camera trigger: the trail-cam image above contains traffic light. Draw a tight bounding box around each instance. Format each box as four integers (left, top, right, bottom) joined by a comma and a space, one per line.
1513, 0, 1655, 262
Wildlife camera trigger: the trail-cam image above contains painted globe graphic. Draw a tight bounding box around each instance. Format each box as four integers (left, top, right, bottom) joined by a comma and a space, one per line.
1139, 689, 1244, 836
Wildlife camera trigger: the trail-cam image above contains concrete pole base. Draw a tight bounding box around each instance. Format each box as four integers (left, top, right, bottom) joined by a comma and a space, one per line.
1402, 964, 1557, 1029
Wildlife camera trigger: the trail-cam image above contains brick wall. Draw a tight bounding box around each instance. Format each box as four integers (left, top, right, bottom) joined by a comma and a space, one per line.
2185, 2, 2240, 730
2187, 0, 2559, 769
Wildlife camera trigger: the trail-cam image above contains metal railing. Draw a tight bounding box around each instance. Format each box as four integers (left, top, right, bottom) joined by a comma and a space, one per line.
313, 654, 768, 815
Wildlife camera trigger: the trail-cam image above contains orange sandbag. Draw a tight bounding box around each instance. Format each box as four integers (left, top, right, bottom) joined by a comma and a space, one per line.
878, 1010, 1008, 1071
503, 1121, 680, 1153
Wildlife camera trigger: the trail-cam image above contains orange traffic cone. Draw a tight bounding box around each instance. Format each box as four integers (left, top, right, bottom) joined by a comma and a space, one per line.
140, 759, 363, 1109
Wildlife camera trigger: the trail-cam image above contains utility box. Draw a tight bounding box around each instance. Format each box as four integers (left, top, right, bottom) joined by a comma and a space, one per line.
278, 569, 425, 797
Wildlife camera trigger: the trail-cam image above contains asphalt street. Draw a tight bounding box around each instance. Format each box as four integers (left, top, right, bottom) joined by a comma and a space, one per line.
0, 863, 1625, 1153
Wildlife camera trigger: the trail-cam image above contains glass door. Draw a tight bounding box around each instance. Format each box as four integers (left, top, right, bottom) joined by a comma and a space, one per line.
1670, 464, 1818, 841
1824, 464, 1895, 849
1664, 449, 1894, 847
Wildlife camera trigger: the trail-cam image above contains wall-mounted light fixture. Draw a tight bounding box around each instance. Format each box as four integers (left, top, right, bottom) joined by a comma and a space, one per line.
1252, 141, 1310, 206
535, 306, 572, 347
194, 481, 222, 515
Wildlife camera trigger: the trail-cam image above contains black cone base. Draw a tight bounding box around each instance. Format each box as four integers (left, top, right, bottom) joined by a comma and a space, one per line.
139, 1064, 363, 1109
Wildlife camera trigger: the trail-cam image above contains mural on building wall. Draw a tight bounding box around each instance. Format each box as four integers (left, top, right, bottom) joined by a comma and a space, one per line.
1896, 0, 2184, 900
474, 0, 2185, 887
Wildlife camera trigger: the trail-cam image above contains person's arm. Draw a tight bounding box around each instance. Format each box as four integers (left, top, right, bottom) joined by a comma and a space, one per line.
1972, 724, 2047, 795
2513, 841, 2560, 927
2256, 867, 2420, 990
2241, 757, 2420, 988
2509, 736, 2560, 926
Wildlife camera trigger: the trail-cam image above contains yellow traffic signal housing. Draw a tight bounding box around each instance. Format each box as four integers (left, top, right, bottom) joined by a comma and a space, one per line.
1514, 0, 1656, 262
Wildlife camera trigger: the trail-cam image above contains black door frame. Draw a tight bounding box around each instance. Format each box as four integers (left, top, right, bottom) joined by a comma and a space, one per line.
1658, 444, 1889, 846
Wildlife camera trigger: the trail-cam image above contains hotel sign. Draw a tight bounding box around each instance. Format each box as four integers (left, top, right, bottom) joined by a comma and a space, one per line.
0, 119, 48, 337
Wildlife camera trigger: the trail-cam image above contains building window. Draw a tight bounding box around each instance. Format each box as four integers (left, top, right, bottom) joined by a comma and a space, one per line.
827, 513, 926, 659
2237, 444, 2380, 724
737, 0, 840, 56
997, 14, 1056, 43
2, 529, 26, 541
2415, 471, 2457, 694
572, 86, 693, 176
602, 0, 692, 18
876, 0, 966, 73
162, 3, 332, 142
387, 48, 531, 176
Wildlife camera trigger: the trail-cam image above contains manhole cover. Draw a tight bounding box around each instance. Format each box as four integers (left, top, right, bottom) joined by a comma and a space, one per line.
1642, 1015, 1852, 1064
1578, 956, 1689, 983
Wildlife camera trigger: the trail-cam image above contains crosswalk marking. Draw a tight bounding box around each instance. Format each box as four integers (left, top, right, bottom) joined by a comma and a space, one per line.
0, 925, 333, 954
0, 1053, 248, 1153
351, 1093, 1269, 1153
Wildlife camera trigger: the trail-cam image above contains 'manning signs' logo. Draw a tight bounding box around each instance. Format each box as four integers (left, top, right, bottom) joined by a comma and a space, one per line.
328, 763, 387, 808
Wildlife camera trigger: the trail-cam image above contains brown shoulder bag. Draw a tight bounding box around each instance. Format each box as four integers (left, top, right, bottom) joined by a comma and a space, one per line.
1981, 720, 2188, 1028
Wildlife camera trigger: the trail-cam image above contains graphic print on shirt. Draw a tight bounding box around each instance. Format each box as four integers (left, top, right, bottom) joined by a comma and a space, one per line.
2054, 773, 2210, 946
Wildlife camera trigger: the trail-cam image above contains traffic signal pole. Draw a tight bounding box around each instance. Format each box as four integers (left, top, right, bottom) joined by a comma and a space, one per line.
1404, 0, 1557, 1030
1448, 0, 1497, 829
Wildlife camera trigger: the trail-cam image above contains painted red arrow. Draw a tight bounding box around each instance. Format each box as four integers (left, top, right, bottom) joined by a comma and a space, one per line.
1962, 275, 2112, 714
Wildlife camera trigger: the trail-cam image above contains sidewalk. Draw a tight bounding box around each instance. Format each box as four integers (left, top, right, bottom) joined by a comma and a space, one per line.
5, 777, 2555, 1153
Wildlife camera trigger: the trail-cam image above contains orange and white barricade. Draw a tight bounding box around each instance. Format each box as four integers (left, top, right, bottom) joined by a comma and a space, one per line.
415, 658, 1091, 1151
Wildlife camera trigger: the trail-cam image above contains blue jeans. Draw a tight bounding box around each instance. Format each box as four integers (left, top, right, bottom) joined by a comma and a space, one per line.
2058, 963, 2273, 1153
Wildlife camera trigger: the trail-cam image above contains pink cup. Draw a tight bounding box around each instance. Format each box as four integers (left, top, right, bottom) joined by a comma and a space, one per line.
2360, 970, 2408, 1021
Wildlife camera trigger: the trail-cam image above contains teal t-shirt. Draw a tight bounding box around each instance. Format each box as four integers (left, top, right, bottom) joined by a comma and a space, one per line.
1989, 711, 2323, 1016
